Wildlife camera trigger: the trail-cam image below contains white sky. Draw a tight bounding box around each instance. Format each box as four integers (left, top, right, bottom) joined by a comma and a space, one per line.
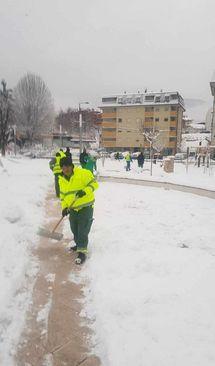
0, 0, 215, 121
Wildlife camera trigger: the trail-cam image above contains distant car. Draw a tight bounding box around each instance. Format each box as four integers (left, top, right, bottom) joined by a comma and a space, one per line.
174, 153, 187, 161
131, 152, 140, 159
110, 152, 124, 160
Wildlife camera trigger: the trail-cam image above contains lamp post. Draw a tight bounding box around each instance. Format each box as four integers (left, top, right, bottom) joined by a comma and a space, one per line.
79, 102, 89, 154
13, 124, 17, 156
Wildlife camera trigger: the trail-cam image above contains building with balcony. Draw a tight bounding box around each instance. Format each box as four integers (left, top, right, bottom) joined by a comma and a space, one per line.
210, 78, 215, 145
100, 91, 185, 155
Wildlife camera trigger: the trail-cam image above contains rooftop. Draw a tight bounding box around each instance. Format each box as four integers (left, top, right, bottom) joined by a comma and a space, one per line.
100, 91, 185, 110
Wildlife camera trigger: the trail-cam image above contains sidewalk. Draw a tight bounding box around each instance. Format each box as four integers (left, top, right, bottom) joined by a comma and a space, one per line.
16, 191, 100, 366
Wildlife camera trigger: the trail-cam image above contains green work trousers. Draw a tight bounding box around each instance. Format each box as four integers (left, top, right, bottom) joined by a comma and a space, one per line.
69, 206, 94, 253
54, 173, 60, 198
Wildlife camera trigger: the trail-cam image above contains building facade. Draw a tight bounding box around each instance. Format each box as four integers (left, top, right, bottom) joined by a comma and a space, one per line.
100, 91, 185, 155
210, 80, 215, 145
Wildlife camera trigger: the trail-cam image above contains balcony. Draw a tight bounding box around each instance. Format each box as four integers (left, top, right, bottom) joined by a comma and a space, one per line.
102, 121, 116, 128
102, 112, 116, 119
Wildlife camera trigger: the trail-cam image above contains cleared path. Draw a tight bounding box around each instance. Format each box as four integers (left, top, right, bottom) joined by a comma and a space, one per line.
16, 191, 100, 366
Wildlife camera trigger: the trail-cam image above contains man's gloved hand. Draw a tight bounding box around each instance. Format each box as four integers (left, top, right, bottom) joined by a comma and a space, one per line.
76, 190, 86, 198
62, 208, 69, 217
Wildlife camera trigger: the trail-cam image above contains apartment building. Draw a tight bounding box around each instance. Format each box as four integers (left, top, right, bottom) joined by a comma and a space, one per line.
100, 91, 185, 155
210, 80, 215, 145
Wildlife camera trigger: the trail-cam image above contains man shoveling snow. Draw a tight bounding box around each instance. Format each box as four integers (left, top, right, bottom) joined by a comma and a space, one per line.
59, 157, 98, 264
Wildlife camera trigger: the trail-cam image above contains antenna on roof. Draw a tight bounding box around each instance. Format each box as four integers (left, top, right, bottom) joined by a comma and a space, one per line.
144, 88, 147, 93
124, 91, 127, 94
137, 90, 140, 94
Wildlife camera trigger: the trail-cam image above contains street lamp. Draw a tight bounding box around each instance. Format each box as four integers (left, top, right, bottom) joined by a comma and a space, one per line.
79, 102, 89, 154
13, 124, 17, 156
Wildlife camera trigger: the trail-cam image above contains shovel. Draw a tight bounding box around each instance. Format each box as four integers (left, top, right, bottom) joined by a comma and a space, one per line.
37, 197, 77, 241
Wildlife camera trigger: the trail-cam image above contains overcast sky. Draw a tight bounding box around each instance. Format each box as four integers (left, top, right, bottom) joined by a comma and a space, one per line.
0, 0, 215, 120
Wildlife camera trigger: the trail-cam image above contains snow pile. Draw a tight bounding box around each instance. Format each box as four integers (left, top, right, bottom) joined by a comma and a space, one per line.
97, 158, 215, 191
0, 157, 51, 365
85, 182, 215, 366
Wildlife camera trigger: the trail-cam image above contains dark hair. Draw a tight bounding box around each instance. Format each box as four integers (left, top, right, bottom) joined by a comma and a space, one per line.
56, 152, 61, 157
60, 157, 74, 168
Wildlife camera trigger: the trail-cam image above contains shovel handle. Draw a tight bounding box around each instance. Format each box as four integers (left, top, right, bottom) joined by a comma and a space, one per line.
51, 216, 64, 233
51, 197, 78, 234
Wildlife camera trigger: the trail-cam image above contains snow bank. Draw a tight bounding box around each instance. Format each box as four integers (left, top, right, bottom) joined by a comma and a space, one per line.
0, 157, 51, 365
84, 182, 215, 366
97, 158, 215, 191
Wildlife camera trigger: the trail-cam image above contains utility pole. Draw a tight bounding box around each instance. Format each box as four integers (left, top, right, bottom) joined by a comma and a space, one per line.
79, 104, 83, 155
79, 102, 89, 154
60, 124, 62, 148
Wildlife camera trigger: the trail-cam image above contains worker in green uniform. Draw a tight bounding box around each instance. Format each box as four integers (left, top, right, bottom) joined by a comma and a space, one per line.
59, 157, 99, 264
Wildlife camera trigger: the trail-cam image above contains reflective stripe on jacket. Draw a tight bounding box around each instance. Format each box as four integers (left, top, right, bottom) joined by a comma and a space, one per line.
59, 167, 99, 211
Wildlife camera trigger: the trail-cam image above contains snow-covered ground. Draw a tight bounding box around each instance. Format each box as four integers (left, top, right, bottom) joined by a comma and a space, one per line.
97, 158, 215, 191
81, 182, 215, 366
0, 157, 51, 365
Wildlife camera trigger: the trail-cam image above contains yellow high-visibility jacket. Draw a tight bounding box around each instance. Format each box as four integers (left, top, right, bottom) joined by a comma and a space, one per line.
59, 167, 99, 211
53, 155, 62, 175
59, 150, 66, 158
53, 151, 66, 175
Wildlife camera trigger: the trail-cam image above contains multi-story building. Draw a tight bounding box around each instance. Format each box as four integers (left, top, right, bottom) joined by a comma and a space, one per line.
100, 91, 185, 155
210, 79, 215, 145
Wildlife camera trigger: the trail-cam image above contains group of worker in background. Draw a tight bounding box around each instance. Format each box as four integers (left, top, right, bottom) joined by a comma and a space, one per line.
124, 152, 145, 171
49, 147, 98, 265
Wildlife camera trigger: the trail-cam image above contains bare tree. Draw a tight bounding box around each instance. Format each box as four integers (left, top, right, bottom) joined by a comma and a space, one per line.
0, 80, 13, 156
55, 108, 101, 137
14, 73, 54, 143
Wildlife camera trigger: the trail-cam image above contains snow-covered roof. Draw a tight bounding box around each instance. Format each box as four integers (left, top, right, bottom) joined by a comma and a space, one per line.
99, 91, 185, 110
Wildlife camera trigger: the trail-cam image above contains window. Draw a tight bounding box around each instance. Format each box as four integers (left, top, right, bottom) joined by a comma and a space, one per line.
165, 95, 170, 102
164, 118, 169, 122
169, 137, 176, 142
155, 118, 159, 122
170, 116, 177, 121
103, 118, 116, 122
155, 107, 160, 111
102, 97, 117, 103
155, 96, 161, 103
118, 118, 122, 122
145, 95, 155, 102
103, 138, 116, 141
103, 107, 116, 113
171, 106, 177, 111
136, 140, 140, 142
126, 98, 132, 104
145, 107, 154, 112
102, 128, 116, 132
170, 94, 178, 100
118, 130, 122, 133
145, 117, 154, 122
135, 97, 141, 103
170, 127, 176, 131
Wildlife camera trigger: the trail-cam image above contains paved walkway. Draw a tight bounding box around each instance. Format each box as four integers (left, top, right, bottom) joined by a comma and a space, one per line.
16, 191, 100, 366
99, 176, 215, 199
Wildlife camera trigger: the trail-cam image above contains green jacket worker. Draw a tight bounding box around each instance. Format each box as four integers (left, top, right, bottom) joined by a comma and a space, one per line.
59, 157, 99, 264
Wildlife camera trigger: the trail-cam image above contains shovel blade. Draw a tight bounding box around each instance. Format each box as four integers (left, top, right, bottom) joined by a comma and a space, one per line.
37, 227, 63, 241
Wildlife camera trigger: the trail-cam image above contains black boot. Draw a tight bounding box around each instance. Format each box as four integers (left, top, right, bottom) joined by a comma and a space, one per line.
75, 252, 86, 265
68, 245, 77, 252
